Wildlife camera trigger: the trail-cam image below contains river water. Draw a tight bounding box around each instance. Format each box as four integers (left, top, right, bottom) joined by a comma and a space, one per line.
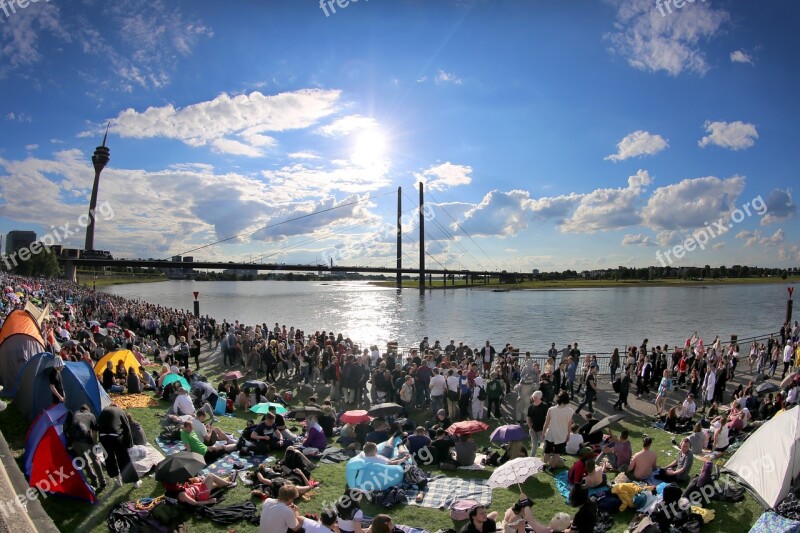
103, 281, 793, 354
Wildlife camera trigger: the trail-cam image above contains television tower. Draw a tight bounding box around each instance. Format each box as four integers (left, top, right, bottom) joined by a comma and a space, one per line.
84, 123, 110, 251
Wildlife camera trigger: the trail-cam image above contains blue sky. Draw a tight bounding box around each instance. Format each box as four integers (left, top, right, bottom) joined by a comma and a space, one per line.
0, 0, 797, 272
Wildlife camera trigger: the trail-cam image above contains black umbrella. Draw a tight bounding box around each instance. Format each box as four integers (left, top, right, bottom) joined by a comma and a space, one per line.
286, 406, 324, 420
756, 382, 778, 395
589, 414, 626, 435
243, 380, 267, 392
154, 451, 206, 483
367, 402, 403, 418
755, 373, 771, 383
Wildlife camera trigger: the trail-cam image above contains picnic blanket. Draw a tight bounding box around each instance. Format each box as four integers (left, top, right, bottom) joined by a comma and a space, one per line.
553, 470, 612, 502
113, 393, 160, 409
404, 477, 492, 509
749, 511, 800, 533
129, 443, 164, 476
320, 446, 356, 464
458, 453, 487, 471
155, 438, 272, 477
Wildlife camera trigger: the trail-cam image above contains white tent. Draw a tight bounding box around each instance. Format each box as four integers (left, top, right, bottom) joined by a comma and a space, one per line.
724, 405, 800, 509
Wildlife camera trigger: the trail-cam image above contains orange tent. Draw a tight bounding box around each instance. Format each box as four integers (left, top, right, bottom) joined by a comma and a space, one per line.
0, 310, 45, 389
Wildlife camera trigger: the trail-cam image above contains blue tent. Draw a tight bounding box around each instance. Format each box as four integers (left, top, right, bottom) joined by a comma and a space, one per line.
13, 352, 111, 423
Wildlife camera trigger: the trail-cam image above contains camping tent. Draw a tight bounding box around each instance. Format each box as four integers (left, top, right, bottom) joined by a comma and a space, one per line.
0, 309, 45, 390
13, 352, 111, 423
23, 403, 97, 503
94, 349, 142, 378
724, 405, 800, 509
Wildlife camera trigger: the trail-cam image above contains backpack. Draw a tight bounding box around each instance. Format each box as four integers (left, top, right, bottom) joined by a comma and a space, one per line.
403, 465, 429, 489
459, 377, 470, 397
372, 486, 406, 508
613, 378, 621, 393
477, 386, 487, 401
449, 499, 479, 521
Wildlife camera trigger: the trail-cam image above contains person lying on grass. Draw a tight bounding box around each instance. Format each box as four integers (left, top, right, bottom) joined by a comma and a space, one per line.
162, 472, 237, 507
251, 464, 315, 501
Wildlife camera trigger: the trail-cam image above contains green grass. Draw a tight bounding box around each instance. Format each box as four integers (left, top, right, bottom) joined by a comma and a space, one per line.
0, 351, 766, 532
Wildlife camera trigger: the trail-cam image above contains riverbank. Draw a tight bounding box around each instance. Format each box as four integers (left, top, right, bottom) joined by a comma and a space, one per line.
371, 277, 800, 290
76, 273, 167, 288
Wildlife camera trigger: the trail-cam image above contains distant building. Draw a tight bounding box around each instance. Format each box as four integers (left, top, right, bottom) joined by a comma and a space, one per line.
222, 268, 258, 278
531, 269, 540, 275
5, 230, 36, 255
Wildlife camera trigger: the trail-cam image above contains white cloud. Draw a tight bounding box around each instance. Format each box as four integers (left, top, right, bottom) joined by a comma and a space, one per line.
92, 89, 341, 157
605, 130, 668, 162
261, 161, 390, 200
642, 175, 746, 230
730, 50, 753, 65
414, 162, 473, 191
760, 189, 796, 226
24, 144, 39, 151
316, 115, 378, 137
736, 228, 784, 248
559, 170, 652, 232
287, 151, 321, 160
698, 121, 758, 150
459, 190, 537, 237
435, 70, 462, 85
622, 233, 656, 246
5, 112, 32, 123
656, 230, 681, 247
605, 0, 728, 76
711, 242, 725, 250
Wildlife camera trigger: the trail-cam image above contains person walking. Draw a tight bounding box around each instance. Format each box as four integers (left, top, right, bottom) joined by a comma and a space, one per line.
486, 372, 504, 419
98, 403, 141, 488
609, 349, 620, 384
566, 357, 577, 400
613, 365, 632, 411
575, 366, 597, 415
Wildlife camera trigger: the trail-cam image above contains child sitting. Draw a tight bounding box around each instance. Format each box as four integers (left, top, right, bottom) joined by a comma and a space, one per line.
565, 424, 584, 455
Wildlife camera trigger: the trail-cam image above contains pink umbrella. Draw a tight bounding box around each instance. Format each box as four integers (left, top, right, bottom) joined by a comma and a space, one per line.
446, 420, 489, 436
340, 410, 371, 424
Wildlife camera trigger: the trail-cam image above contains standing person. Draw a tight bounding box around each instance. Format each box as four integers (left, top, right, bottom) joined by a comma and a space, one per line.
446, 369, 460, 418
541, 391, 574, 464
783, 341, 795, 379
49, 355, 66, 405
566, 357, 577, 400
636, 357, 652, 398
471, 375, 486, 420
654, 370, 673, 416
480, 341, 496, 378
190, 337, 202, 370
701, 367, 716, 412
575, 366, 597, 415
516, 359, 537, 423
98, 403, 141, 488
65, 404, 106, 489
526, 391, 548, 457
486, 372, 504, 419
429, 368, 446, 417
613, 366, 632, 411
609, 349, 620, 384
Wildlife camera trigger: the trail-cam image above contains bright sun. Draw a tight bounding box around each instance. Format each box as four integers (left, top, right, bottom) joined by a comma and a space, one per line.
350, 130, 388, 168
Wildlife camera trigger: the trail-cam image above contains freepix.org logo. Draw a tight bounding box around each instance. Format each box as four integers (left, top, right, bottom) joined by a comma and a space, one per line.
0, 0, 49, 19
655, 195, 767, 267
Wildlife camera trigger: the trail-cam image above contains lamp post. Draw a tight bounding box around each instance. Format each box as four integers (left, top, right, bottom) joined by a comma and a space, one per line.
84, 123, 110, 252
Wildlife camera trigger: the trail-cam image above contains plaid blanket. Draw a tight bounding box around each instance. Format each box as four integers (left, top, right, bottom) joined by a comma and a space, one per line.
155, 437, 272, 477
404, 477, 492, 509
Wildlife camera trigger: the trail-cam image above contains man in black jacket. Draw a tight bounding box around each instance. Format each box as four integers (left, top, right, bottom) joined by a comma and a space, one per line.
98, 404, 140, 487
614, 366, 632, 411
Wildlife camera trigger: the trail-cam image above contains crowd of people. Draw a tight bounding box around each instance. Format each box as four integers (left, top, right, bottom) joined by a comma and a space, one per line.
1, 271, 799, 533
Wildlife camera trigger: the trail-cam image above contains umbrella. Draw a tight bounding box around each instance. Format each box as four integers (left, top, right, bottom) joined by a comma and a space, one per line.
487, 457, 545, 493
155, 451, 206, 483
162, 373, 191, 391
756, 373, 771, 383
340, 410, 372, 424
222, 370, 244, 381
367, 403, 403, 418
756, 382, 778, 395
446, 420, 489, 437
286, 406, 323, 420
106, 322, 117, 328
250, 402, 288, 415
589, 414, 626, 435
243, 380, 267, 391
780, 373, 798, 389
490, 424, 528, 444
88, 320, 100, 327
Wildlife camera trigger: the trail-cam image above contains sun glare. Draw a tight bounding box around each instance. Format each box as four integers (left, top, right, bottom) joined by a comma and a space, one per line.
351, 130, 388, 168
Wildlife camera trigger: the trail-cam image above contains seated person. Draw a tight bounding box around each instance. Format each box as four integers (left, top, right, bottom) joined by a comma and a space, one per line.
365, 419, 390, 445
455, 434, 478, 467
251, 464, 314, 500
301, 415, 327, 454
406, 426, 432, 459
361, 441, 409, 465
102, 361, 116, 392
336, 488, 365, 533
656, 437, 693, 484
251, 413, 289, 453
193, 411, 237, 446
378, 431, 405, 459
582, 458, 607, 488
502, 493, 559, 533
269, 406, 297, 442
599, 429, 631, 472
115, 360, 128, 384
459, 504, 498, 533
318, 405, 336, 438
339, 423, 362, 449
567, 448, 593, 485
139, 367, 156, 391
569, 483, 598, 533
163, 473, 236, 506
366, 514, 394, 533
627, 437, 658, 481
218, 379, 240, 401
680, 394, 697, 422
180, 420, 237, 464
565, 424, 584, 455
126, 367, 142, 394
429, 429, 457, 467
500, 440, 527, 464
579, 414, 603, 447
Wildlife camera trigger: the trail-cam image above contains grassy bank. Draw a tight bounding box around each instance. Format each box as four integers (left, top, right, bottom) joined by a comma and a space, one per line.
373, 277, 800, 290
0, 345, 766, 532
76, 274, 167, 288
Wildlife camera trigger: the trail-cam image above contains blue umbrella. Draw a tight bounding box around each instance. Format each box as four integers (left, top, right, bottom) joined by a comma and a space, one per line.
490, 424, 528, 444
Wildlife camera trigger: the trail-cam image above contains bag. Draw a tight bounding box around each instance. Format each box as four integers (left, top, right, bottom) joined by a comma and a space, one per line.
372, 486, 406, 508
477, 386, 487, 401
449, 499, 479, 521
403, 465, 429, 489
159, 425, 182, 442
613, 378, 621, 393
214, 393, 227, 416
447, 390, 459, 402
226, 399, 234, 413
